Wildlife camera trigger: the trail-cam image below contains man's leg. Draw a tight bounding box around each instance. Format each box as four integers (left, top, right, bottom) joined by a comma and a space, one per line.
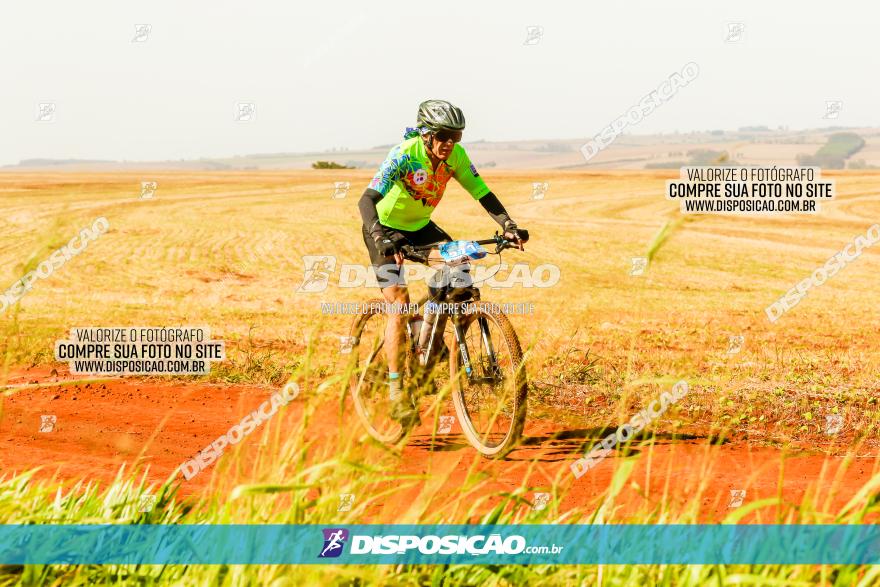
380, 283, 409, 384
363, 224, 416, 424
377, 268, 418, 426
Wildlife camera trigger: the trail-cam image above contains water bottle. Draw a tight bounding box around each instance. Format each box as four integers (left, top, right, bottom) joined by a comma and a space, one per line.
418, 304, 448, 363
418, 302, 437, 351
409, 316, 424, 347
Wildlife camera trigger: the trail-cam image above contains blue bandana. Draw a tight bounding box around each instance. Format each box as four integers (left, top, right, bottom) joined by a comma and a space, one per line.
404, 126, 429, 139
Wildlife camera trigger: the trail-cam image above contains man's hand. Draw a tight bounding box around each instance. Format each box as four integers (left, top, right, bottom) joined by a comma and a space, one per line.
503, 221, 529, 245
373, 231, 405, 264
374, 233, 398, 257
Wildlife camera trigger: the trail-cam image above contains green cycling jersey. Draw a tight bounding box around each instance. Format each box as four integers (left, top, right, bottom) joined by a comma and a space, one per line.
368, 136, 490, 232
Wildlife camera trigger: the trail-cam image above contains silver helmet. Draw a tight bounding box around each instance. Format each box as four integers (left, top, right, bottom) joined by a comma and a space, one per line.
416, 99, 466, 132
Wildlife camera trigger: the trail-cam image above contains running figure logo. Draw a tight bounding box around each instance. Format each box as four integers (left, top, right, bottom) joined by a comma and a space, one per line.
523, 25, 544, 45
629, 257, 648, 276
40, 415, 57, 433
823, 100, 843, 120
298, 255, 337, 293
531, 182, 549, 200
141, 181, 158, 200
318, 528, 349, 558
726, 335, 744, 355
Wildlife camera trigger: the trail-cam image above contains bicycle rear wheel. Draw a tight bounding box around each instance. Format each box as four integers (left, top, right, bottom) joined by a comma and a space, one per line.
449, 302, 527, 458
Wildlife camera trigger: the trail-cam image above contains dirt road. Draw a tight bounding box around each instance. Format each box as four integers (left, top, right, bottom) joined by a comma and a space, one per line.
2, 367, 875, 523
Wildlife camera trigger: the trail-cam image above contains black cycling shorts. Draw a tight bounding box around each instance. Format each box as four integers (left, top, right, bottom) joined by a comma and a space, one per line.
362, 221, 452, 288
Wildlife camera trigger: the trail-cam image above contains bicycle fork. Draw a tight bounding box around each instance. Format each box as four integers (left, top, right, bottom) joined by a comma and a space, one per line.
451, 314, 501, 384
451, 316, 473, 376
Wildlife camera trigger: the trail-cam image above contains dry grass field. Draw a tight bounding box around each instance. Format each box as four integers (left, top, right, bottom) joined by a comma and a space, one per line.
2, 169, 879, 421
2, 169, 880, 583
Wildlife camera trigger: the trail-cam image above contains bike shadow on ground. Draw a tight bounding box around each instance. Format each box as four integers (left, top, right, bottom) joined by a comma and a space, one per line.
409, 427, 725, 462
510, 428, 719, 463
407, 433, 473, 453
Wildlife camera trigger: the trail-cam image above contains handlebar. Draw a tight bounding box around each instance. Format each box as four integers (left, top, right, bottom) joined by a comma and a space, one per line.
399, 232, 523, 264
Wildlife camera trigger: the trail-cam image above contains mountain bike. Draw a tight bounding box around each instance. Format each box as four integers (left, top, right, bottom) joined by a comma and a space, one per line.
346, 233, 528, 458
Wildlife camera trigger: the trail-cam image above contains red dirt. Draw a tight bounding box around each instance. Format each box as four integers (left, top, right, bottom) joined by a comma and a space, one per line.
1, 367, 876, 522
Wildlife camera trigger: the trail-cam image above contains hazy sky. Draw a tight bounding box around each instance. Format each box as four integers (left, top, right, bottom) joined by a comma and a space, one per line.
2, 1, 875, 165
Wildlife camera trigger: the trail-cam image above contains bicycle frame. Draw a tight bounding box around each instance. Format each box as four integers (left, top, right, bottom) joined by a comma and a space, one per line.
399, 232, 520, 386
407, 285, 502, 385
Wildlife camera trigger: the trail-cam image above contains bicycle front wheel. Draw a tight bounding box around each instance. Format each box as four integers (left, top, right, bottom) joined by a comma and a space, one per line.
347, 300, 407, 444
449, 302, 527, 458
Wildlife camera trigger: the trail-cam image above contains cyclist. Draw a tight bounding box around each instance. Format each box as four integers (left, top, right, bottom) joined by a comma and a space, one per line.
358, 99, 529, 427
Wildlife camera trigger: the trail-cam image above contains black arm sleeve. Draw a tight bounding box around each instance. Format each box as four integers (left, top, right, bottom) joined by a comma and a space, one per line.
478, 192, 512, 228
358, 188, 385, 238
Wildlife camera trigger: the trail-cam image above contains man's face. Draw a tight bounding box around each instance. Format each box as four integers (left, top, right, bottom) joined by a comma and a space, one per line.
428, 130, 462, 160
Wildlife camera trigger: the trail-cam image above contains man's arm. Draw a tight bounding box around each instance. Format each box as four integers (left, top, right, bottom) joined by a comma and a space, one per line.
477, 192, 512, 229
478, 192, 530, 242
358, 188, 385, 238
359, 188, 400, 258
451, 148, 527, 239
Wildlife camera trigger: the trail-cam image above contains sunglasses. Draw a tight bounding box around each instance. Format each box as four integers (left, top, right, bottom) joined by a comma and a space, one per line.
433, 130, 463, 144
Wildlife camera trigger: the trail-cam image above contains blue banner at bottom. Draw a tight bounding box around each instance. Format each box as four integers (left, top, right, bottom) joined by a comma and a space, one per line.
1, 524, 879, 565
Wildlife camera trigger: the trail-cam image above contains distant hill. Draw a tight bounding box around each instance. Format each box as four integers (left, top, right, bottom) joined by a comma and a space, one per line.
5, 127, 880, 171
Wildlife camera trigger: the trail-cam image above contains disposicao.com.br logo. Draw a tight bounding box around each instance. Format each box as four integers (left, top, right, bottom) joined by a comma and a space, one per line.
318, 528, 563, 558
319, 528, 350, 558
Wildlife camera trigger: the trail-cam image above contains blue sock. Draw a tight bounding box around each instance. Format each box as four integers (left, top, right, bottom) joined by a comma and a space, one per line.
388, 371, 402, 401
